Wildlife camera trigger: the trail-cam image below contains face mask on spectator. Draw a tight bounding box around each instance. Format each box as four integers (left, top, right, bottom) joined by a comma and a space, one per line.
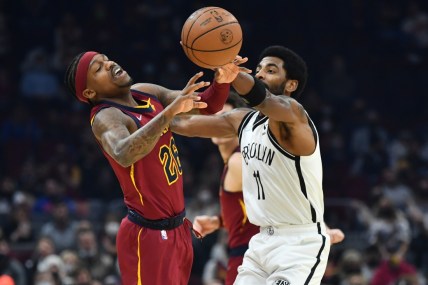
105, 221, 119, 237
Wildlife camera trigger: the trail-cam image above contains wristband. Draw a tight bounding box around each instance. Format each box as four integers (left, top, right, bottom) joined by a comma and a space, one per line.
240, 77, 266, 107
199, 81, 230, 115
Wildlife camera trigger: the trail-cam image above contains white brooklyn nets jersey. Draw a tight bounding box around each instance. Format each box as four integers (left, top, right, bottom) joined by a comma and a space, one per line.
238, 110, 325, 227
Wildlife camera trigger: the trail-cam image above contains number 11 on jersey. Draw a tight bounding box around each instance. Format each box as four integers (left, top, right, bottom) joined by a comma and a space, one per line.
253, 170, 265, 200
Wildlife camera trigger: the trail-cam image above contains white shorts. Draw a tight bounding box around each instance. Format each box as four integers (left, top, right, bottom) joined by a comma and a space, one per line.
234, 222, 330, 285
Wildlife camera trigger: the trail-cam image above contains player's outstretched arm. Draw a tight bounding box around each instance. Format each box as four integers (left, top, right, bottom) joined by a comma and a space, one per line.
133, 57, 250, 115
92, 73, 209, 167
232, 72, 302, 124
170, 108, 249, 139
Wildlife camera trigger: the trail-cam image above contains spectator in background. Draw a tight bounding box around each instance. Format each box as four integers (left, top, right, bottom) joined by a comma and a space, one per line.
73, 267, 98, 285
60, 250, 81, 283
36, 254, 65, 285
349, 110, 389, 184
20, 48, 60, 100
76, 229, 115, 282
368, 196, 419, 285
5, 204, 35, 244
401, 1, 428, 63
33, 178, 75, 215
39, 201, 79, 253
321, 54, 355, 115
0, 232, 26, 285
28, 236, 57, 282
375, 168, 416, 214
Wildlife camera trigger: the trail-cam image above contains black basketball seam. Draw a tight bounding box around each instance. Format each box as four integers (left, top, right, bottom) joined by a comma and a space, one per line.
182, 7, 240, 68
190, 21, 240, 49
189, 38, 243, 67
184, 37, 242, 52
183, 7, 220, 61
184, 7, 219, 47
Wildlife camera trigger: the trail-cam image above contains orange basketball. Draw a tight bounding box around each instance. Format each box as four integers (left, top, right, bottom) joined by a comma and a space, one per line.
181, 7, 242, 69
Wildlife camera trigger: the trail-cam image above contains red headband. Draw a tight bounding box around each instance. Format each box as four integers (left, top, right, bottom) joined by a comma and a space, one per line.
75, 51, 98, 103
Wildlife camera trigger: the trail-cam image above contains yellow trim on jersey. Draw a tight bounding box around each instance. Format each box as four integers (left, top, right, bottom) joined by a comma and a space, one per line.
137, 227, 143, 285
239, 199, 248, 226
90, 115, 96, 126
130, 164, 144, 206
135, 98, 156, 111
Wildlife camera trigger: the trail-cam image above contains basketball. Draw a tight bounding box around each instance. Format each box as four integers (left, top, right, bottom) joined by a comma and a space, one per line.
181, 7, 242, 69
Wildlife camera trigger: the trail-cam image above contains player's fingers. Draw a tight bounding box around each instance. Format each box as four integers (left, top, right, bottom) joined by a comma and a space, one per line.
240, 67, 252, 73
183, 79, 209, 94
186, 71, 204, 87
233, 56, 248, 65
193, 101, 208, 109
184, 81, 210, 94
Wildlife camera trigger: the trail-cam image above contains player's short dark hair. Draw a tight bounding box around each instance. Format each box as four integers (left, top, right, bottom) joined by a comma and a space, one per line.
227, 90, 248, 108
258, 45, 308, 98
64, 52, 85, 101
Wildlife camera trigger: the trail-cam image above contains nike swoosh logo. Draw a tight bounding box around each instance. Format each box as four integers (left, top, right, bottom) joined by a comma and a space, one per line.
136, 115, 142, 120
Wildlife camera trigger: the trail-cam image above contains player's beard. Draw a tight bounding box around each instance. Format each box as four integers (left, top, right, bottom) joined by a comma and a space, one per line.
119, 76, 134, 88
267, 81, 286, 96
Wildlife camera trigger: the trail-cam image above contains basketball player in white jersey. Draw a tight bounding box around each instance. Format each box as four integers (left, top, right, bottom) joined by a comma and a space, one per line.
172, 45, 340, 284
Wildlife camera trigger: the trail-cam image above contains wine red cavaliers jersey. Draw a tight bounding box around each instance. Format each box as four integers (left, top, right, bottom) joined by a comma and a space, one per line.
219, 148, 259, 249
90, 90, 184, 220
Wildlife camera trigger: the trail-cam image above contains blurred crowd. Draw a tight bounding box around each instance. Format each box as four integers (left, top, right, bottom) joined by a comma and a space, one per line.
0, 0, 428, 284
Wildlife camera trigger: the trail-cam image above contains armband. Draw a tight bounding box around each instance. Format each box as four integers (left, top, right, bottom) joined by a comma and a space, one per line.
240, 77, 266, 107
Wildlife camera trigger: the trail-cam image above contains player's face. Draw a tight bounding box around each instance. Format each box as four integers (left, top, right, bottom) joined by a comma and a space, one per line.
255, 56, 287, 95
86, 54, 133, 98
211, 103, 237, 145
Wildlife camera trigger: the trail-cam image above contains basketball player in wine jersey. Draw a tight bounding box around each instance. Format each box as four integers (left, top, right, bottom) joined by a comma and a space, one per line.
193, 93, 260, 285
172, 45, 342, 285
64, 51, 247, 285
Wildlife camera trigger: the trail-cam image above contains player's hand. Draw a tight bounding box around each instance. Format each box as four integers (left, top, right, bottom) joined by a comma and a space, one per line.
214, 55, 252, 84
170, 72, 209, 115
193, 215, 221, 237
327, 228, 345, 244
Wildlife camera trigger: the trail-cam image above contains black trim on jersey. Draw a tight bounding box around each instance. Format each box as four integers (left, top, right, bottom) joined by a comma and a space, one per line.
267, 129, 295, 160
130, 89, 161, 103
91, 105, 142, 128
238, 111, 257, 143
124, 110, 142, 128
252, 113, 268, 132
304, 222, 327, 285
96, 99, 154, 114
306, 114, 318, 148
295, 157, 317, 223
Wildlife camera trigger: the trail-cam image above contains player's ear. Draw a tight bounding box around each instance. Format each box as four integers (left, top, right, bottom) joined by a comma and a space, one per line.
83, 89, 96, 100
285, 79, 298, 94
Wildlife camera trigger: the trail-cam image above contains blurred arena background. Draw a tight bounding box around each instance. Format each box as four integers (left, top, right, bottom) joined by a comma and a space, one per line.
0, 0, 428, 284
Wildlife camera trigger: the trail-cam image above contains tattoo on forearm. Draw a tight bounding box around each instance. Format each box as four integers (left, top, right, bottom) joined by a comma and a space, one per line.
124, 113, 170, 164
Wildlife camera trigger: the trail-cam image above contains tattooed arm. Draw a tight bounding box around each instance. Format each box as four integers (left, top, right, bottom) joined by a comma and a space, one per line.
91, 107, 174, 167
92, 73, 209, 167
